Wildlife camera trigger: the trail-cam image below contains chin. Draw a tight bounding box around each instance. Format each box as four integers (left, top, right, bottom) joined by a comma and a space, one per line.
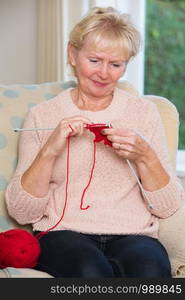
90, 83, 115, 96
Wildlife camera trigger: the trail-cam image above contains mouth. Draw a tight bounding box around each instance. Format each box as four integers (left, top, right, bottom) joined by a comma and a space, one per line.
92, 80, 109, 87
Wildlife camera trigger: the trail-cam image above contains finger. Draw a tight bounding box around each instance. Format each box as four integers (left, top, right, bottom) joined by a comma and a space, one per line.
70, 121, 87, 136
106, 135, 124, 144
68, 124, 76, 136
80, 122, 85, 135
107, 135, 137, 146
68, 124, 79, 136
101, 128, 133, 136
72, 123, 84, 135
101, 128, 118, 135
112, 141, 137, 154
115, 149, 132, 158
50, 122, 71, 140
112, 142, 121, 150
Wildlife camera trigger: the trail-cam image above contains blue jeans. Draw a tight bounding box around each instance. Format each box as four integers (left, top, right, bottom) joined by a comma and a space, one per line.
34, 230, 171, 278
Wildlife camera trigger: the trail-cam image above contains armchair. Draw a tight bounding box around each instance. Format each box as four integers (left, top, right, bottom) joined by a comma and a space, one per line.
0, 80, 185, 278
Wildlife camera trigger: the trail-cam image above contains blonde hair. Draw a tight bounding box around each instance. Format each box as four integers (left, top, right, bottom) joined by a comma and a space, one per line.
69, 7, 141, 61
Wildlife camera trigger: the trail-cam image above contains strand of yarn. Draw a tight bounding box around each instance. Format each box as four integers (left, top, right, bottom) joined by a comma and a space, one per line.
35, 127, 73, 240
80, 141, 96, 210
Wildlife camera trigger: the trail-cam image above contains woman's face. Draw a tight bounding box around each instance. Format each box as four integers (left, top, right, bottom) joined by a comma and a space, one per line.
69, 37, 128, 98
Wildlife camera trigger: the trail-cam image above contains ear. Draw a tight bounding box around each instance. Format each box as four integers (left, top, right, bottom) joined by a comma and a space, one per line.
67, 42, 77, 67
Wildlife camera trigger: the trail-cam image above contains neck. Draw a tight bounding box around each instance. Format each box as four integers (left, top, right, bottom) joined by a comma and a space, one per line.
71, 87, 113, 111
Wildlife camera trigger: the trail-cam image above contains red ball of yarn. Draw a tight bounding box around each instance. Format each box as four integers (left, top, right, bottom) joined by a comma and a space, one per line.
0, 229, 40, 269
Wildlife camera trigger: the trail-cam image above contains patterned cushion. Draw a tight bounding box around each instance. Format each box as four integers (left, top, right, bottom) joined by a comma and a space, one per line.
142, 95, 179, 169
0, 267, 53, 278
0, 81, 76, 231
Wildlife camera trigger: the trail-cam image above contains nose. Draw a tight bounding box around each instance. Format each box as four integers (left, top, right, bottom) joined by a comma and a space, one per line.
98, 63, 109, 79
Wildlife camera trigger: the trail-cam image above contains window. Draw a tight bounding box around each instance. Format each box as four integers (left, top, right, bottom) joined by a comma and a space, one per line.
144, 0, 185, 150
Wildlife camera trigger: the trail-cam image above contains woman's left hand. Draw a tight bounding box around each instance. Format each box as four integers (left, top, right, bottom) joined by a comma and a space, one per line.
101, 128, 151, 163
102, 127, 170, 191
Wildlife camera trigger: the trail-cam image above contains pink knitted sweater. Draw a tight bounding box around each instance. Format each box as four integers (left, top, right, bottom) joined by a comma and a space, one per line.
5, 88, 184, 238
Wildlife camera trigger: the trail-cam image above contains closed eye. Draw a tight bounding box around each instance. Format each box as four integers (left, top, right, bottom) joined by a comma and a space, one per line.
112, 63, 121, 68
89, 58, 98, 63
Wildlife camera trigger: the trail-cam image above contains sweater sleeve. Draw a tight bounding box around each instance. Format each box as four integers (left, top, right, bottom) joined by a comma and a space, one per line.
140, 103, 185, 218
5, 109, 51, 225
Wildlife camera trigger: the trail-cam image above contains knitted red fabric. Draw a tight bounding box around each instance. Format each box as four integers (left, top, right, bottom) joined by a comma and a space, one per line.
86, 124, 112, 147
0, 229, 40, 268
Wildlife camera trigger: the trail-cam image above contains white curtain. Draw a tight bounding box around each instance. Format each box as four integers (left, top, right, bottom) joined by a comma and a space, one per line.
37, 0, 87, 83
37, 0, 62, 83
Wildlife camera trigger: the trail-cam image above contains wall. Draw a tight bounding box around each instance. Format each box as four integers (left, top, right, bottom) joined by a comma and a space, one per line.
0, 0, 37, 84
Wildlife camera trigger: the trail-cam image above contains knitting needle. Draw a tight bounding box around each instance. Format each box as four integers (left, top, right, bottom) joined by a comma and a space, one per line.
14, 124, 112, 132
14, 127, 55, 132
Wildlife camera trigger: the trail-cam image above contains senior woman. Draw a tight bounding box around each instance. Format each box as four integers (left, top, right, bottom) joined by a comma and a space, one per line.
5, 7, 185, 278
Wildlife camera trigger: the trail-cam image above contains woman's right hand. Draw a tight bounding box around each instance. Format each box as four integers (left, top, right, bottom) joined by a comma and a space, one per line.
43, 115, 92, 158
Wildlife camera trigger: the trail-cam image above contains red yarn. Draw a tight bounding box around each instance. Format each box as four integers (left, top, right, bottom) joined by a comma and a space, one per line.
0, 124, 111, 268
86, 123, 112, 146
80, 124, 112, 208
80, 141, 96, 210
0, 229, 40, 268
35, 127, 73, 239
